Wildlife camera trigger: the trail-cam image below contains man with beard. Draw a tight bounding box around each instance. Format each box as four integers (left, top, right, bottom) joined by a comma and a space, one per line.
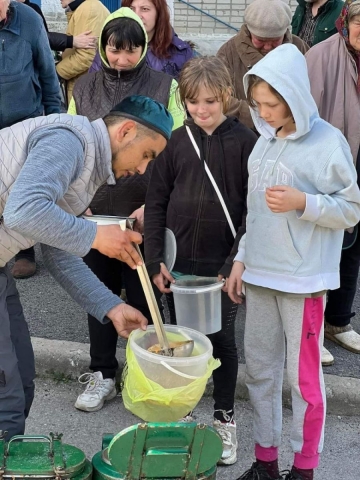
0, 95, 172, 441
292, 0, 344, 47
217, 0, 308, 129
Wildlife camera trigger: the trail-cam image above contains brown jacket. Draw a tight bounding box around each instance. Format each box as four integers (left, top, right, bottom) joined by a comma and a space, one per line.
56, 0, 109, 102
217, 25, 309, 128
306, 33, 360, 163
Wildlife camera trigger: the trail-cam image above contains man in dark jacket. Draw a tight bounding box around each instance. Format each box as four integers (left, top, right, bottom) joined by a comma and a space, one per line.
292, 0, 344, 47
15, 0, 98, 51
0, 0, 61, 279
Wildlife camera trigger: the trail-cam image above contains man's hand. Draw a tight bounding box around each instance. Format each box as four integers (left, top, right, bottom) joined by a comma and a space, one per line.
107, 303, 147, 338
266, 186, 306, 213
152, 262, 175, 293
130, 207, 144, 234
73, 31, 97, 49
227, 261, 245, 304
92, 225, 143, 268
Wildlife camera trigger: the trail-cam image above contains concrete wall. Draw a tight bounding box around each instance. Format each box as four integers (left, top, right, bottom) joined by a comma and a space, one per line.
174, 0, 298, 36
42, 0, 299, 55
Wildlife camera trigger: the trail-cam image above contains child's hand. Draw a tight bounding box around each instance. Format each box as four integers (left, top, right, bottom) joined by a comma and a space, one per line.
266, 186, 306, 213
227, 261, 245, 304
218, 274, 228, 292
152, 262, 175, 294
129, 207, 144, 234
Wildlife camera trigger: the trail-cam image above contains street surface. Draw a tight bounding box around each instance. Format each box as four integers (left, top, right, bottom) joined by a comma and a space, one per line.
12, 245, 360, 378
26, 378, 360, 480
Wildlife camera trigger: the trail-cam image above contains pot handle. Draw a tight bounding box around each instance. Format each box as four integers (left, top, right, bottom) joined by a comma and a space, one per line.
6, 435, 53, 456
160, 361, 199, 379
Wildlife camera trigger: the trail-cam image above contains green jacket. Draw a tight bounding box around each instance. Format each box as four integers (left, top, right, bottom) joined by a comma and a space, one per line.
291, 0, 344, 46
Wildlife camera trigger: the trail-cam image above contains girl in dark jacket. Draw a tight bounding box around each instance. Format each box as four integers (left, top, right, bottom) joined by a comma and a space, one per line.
144, 56, 257, 466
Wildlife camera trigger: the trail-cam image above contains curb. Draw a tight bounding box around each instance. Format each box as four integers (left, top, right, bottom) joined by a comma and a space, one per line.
32, 337, 360, 416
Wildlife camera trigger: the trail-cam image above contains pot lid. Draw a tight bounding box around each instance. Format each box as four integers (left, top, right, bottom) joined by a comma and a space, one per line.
164, 228, 177, 272
107, 423, 222, 479
0, 434, 88, 478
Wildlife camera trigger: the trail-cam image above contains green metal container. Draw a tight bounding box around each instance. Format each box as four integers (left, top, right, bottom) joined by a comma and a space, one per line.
0, 431, 92, 480
92, 422, 223, 480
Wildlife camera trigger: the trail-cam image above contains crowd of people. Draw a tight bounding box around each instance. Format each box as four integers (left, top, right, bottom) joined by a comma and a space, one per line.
1, 0, 360, 479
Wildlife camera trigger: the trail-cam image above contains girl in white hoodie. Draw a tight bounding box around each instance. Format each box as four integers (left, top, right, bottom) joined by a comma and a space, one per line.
228, 44, 360, 480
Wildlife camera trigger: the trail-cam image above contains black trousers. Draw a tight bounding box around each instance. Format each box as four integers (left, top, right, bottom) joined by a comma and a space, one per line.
0, 267, 35, 440
325, 227, 360, 327
85, 247, 159, 379
166, 290, 238, 412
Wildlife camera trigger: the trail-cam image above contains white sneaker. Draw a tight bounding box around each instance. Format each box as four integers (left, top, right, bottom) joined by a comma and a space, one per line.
74, 371, 117, 412
178, 412, 195, 423
321, 346, 334, 366
325, 323, 360, 354
213, 419, 237, 465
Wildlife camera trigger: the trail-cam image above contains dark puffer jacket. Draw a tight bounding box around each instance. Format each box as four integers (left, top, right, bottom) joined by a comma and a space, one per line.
144, 117, 258, 278
71, 8, 175, 216
73, 59, 173, 215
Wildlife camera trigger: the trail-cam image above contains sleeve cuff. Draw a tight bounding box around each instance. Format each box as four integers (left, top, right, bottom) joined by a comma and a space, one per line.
298, 193, 320, 222
234, 247, 245, 263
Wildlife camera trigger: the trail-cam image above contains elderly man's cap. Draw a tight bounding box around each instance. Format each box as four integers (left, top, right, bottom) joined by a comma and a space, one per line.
244, 0, 292, 39
109, 95, 174, 140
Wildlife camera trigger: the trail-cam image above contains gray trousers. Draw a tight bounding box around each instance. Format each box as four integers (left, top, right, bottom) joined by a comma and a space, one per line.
245, 285, 326, 470
0, 266, 35, 439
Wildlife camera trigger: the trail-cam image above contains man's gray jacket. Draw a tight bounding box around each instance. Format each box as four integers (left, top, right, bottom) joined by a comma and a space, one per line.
1, 114, 122, 321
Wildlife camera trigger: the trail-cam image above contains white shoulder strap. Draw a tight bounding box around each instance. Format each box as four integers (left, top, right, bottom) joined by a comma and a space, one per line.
186, 126, 236, 239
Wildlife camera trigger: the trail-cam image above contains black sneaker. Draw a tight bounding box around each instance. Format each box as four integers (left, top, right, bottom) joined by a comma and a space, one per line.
282, 469, 311, 480
237, 462, 282, 480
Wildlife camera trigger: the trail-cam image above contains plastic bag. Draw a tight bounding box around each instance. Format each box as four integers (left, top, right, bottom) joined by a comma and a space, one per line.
122, 342, 221, 422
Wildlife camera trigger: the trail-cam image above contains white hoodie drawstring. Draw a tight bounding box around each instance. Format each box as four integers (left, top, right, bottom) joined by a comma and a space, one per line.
270, 140, 288, 175
259, 138, 272, 165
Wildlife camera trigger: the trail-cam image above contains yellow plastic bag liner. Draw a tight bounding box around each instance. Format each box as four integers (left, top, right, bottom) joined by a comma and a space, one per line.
122, 341, 221, 422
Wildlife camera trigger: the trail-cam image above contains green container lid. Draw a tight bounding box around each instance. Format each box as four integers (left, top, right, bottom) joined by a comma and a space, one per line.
92, 423, 222, 480
0, 433, 92, 480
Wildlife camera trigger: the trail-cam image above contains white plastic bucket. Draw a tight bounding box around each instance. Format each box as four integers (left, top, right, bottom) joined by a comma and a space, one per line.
130, 325, 213, 388
170, 277, 223, 334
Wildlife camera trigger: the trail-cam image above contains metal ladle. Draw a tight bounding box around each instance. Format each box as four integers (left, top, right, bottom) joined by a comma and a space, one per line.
125, 220, 194, 357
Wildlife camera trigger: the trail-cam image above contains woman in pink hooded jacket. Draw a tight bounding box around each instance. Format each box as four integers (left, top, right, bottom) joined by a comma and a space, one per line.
306, 0, 360, 364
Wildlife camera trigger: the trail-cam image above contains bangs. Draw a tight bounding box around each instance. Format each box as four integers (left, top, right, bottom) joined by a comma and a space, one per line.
101, 17, 146, 51
178, 56, 233, 113
185, 75, 221, 101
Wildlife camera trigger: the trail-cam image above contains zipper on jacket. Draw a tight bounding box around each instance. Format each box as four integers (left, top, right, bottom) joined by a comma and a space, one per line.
190, 134, 211, 274
114, 69, 121, 105
2, 40, 4, 70
191, 179, 205, 274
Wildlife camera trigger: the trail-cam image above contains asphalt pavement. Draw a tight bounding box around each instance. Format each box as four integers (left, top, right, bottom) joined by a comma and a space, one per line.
26, 377, 360, 480
11, 245, 360, 379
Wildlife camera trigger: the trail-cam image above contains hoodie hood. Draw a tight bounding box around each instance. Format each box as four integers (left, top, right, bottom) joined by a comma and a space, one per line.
99, 7, 148, 70
243, 43, 319, 140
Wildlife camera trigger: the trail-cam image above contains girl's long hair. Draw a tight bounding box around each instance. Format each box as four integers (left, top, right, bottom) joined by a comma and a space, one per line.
121, 0, 173, 58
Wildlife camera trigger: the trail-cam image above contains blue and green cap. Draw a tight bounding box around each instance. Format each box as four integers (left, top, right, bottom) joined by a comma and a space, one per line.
109, 95, 174, 140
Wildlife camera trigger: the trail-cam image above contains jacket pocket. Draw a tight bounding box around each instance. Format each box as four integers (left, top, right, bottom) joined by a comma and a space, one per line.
245, 212, 303, 275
